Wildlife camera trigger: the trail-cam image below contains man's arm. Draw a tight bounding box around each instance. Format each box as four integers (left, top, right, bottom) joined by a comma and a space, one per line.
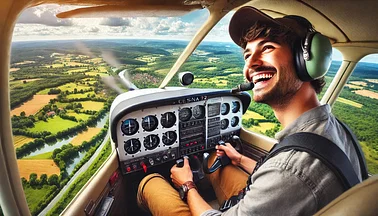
170, 158, 213, 216
216, 143, 256, 174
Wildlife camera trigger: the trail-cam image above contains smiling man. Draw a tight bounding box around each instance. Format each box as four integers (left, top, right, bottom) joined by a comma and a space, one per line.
137, 6, 363, 216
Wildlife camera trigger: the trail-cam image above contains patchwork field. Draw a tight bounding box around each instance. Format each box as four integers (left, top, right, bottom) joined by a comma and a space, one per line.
13, 136, 35, 148
247, 122, 277, 134
354, 89, 378, 99
81, 101, 104, 111
17, 159, 60, 180
67, 112, 91, 121
70, 127, 102, 146
336, 97, 363, 108
11, 95, 57, 116
29, 116, 79, 134
243, 110, 266, 120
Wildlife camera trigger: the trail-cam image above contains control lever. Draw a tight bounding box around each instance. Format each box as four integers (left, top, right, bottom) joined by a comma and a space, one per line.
202, 136, 244, 174
203, 141, 231, 174
175, 155, 204, 183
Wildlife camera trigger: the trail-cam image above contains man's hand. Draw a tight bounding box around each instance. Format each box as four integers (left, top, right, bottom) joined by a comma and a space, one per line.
170, 157, 193, 187
216, 143, 242, 166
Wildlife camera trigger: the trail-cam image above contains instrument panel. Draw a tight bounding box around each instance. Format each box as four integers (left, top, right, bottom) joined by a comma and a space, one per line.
110, 88, 250, 175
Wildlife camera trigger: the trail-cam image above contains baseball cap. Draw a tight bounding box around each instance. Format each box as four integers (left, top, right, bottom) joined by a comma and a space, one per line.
229, 6, 308, 47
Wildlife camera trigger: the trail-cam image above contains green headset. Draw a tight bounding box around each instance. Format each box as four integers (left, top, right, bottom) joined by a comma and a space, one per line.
286, 15, 333, 82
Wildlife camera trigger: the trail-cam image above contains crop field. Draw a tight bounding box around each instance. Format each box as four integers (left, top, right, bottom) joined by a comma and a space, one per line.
354, 89, 378, 99
25, 152, 53, 160
11, 95, 57, 116
10, 68, 20, 72
247, 122, 277, 134
242, 110, 266, 120
336, 97, 363, 108
366, 79, 378, 84
29, 116, 79, 134
350, 81, 367, 86
203, 67, 217, 71
17, 159, 60, 180
13, 135, 35, 148
86, 71, 108, 77
360, 141, 378, 174
71, 127, 102, 146
66, 91, 96, 99
97, 66, 108, 73
155, 68, 169, 74
66, 68, 87, 73
81, 101, 104, 111
345, 84, 364, 89
67, 112, 91, 121
57, 83, 91, 92
195, 77, 228, 86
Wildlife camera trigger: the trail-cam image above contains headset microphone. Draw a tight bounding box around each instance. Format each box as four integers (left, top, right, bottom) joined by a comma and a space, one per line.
231, 82, 254, 93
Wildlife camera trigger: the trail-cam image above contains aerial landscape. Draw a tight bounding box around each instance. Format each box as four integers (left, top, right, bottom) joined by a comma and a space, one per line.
7, 39, 378, 215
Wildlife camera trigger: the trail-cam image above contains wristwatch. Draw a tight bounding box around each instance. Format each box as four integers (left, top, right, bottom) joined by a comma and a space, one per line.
179, 181, 197, 201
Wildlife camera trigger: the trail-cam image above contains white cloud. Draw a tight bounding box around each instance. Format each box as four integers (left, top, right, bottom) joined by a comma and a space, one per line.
17, 6, 74, 26
100, 18, 130, 26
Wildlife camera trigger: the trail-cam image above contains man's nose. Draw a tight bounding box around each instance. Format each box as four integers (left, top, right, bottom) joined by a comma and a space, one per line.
245, 53, 263, 71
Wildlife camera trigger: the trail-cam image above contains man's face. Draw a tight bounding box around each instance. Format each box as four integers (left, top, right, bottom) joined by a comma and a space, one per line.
243, 38, 302, 106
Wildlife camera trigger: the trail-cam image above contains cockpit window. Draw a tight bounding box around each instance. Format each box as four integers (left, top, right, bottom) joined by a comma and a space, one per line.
333, 54, 378, 175
10, 4, 208, 215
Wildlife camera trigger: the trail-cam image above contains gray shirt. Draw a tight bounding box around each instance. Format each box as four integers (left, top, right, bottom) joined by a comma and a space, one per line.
202, 104, 361, 216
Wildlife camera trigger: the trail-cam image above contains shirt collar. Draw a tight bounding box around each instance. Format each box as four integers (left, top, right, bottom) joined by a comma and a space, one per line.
275, 104, 331, 141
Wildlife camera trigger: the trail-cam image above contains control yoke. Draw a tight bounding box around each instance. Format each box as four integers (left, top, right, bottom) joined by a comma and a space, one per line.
202, 135, 243, 174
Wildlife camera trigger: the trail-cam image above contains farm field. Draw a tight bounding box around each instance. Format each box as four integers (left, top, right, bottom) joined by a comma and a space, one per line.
29, 116, 79, 134
71, 127, 102, 146
13, 135, 35, 148
17, 159, 60, 180
81, 101, 104, 111
336, 97, 363, 108
67, 112, 91, 121
248, 122, 277, 134
25, 152, 53, 160
24, 185, 58, 215
66, 91, 96, 99
242, 110, 266, 120
354, 89, 378, 99
11, 95, 57, 116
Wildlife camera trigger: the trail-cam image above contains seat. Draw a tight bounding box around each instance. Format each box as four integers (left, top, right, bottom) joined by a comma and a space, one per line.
315, 175, 378, 216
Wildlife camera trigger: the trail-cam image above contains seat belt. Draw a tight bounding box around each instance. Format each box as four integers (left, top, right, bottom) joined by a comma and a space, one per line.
336, 118, 369, 180
266, 132, 360, 190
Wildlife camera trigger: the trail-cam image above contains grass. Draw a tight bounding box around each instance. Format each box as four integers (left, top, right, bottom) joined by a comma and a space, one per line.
29, 116, 79, 134
17, 159, 60, 180
80, 101, 104, 111
66, 91, 96, 99
195, 76, 228, 87
97, 66, 108, 73
24, 152, 53, 160
58, 83, 91, 92
155, 68, 169, 75
71, 128, 102, 146
13, 135, 34, 148
11, 95, 57, 116
67, 112, 91, 121
203, 67, 217, 71
360, 141, 378, 174
66, 68, 87, 73
242, 110, 266, 120
86, 72, 108, 77
336, 97, 363, 108
24, 185, 58, 216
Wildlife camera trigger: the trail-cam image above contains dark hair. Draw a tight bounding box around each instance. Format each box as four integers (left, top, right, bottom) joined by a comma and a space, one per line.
241, 21, 326, 94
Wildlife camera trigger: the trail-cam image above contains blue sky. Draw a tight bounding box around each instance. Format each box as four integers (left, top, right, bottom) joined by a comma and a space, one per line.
13, 4, 378, 64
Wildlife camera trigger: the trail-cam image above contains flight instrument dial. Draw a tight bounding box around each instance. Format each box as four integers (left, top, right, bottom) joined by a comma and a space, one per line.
161, 112, 176, 128
232, 101, 240, 113
142, 115, 158, 131
162, 131, 177, 146
179, 108, 192, 121
144, 135, 160, 150
124, 138, 141, 154
193, 105, 205, 119
121, 119, 139, 135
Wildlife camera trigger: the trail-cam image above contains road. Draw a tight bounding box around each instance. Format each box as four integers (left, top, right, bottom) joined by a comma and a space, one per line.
39, 133, 110, 216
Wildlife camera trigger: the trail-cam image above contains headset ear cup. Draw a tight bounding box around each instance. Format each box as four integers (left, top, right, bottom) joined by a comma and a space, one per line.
295, 32, 332, 81
305, 33, 332, 80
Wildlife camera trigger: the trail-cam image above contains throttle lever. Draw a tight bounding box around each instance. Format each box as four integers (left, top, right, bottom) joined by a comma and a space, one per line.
203, 140, 231, 174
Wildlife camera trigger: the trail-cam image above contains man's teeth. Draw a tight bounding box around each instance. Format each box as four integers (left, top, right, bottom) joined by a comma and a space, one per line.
253, 74, 273, 84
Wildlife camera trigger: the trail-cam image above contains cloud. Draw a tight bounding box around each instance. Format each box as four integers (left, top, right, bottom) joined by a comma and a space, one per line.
89, 27, 100, 33
17, 7, 73, 26
100, 18, 130, 26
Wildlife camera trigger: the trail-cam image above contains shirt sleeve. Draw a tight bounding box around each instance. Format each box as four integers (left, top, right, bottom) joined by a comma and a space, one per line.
221, 159, 318, 216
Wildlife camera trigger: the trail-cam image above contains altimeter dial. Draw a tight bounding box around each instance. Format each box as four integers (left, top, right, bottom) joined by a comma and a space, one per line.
124, 138, 141, 154
121, 119, 139, 135
161, 112, 176, 128
162, 131, 177, 146
144, 135, 160, 150
142, 115, 158, 131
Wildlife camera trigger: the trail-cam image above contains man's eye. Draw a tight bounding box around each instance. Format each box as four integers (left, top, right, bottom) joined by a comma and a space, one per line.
244, 54, 251, 60
262, 45, 274, 52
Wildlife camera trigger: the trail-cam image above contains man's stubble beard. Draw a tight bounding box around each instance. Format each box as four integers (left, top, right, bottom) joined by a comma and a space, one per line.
253, 65, 302, 109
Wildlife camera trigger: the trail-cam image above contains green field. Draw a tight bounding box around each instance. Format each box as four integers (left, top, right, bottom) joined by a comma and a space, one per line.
24, 185, 58, 215
57, 83, 91, 92
24, 152, 52, 160
29, 116, 79, 134
66, 91, 96, 99
242, 110, 266, 120
246, 122, 277, 134
67, 112, 91, 121
336, 97, 363, 108
360, 141, 378, 174
81, 101, 104, 111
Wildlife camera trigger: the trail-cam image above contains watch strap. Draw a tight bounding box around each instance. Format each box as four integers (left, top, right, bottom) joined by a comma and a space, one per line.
183, 181, 197, 192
